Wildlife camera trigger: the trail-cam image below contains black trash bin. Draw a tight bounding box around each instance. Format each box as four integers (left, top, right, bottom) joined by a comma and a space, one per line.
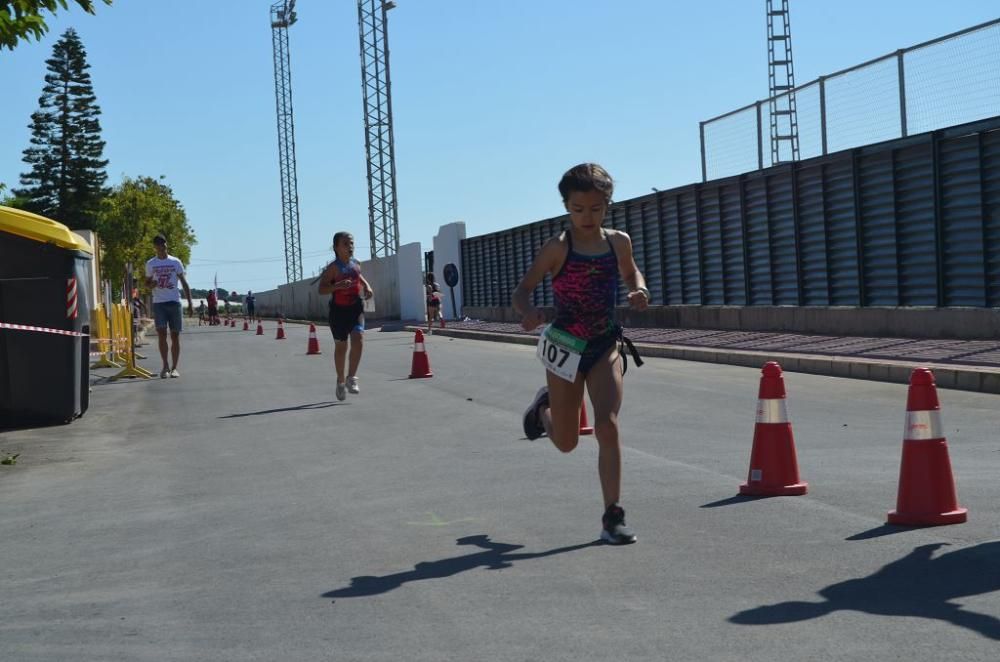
0, 206, 94, 424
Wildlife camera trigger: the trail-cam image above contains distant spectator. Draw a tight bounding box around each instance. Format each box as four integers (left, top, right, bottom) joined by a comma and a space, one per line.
144, 234, 193, 379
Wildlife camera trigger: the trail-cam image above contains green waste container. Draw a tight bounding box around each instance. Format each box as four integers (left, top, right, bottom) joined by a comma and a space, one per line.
0, 206, 93, 424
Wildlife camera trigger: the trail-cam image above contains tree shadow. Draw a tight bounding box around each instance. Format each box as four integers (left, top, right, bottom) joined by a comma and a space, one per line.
322, 534, 602, 600
218, 401, 339, 419
730, 541, 1000, 640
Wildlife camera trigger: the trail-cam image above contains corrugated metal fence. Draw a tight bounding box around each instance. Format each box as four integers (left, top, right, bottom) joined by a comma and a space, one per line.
462, 115, 1000, 310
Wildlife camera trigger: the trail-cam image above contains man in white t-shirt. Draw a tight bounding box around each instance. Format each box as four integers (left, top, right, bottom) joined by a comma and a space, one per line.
145, 234, 194, 379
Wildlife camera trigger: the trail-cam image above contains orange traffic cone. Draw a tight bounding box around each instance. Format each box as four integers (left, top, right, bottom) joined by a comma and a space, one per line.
739, 362, 808, 496
306, 323, 321, 355
409, 329, 433, 378
243, 320, 249, 331
256, 321, 264, 336
579, 400, 594, 435
275, 320, 286, 340
887, 368, 967, 526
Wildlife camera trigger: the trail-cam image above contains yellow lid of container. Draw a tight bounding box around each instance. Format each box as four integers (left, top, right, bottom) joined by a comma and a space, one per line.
0, 205, 93, 254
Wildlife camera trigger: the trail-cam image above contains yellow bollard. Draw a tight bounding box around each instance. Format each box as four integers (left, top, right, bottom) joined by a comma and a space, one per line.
111, 305, 153, 380
90, 305, 120, 369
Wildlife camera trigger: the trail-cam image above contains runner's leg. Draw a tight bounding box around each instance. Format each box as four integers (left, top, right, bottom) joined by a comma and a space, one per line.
542, 368, 586, 453
334, 340, 348, 384
348, 331, 363, 378
585, 345, 624, 508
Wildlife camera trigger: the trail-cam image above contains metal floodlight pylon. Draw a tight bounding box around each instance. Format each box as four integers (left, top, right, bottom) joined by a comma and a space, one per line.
767, 0, 800, 164
358, 0, 400, 258
271, 0, 303, 283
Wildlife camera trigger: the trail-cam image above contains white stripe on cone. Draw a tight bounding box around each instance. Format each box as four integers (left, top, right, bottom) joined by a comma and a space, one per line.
414, 342, 425, 352
904, 410, 943, 441
755, 398, 788, 424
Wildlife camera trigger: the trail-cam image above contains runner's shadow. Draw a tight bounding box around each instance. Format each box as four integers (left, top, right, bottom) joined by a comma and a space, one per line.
730, 541, 1000, 639
218, 401, 339, 418
322, 535, 602, 600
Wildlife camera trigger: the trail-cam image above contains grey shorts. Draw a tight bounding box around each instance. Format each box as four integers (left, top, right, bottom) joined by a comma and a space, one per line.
153, 301, 183, 333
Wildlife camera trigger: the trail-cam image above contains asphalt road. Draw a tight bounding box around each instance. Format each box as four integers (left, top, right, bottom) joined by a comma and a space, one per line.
2, 322, 999, 661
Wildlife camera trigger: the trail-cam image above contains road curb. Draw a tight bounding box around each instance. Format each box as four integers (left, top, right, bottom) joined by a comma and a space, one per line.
399, 325, 1000, 394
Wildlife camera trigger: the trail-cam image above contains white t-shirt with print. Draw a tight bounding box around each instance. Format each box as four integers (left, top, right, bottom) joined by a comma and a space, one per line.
145, 255, 186, 304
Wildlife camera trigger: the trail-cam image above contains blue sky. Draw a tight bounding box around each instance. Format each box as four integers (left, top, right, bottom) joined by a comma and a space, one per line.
2, 1, 998, 293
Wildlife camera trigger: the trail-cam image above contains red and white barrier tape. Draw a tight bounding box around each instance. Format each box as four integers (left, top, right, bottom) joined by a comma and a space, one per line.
0, 322, 89, 338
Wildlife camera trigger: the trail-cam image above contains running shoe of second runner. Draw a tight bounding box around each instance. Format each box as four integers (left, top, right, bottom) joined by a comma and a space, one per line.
522, 386, 549, 440
336, 382, 347, 401
601, 503, 637, 545
347, 376, 360, 394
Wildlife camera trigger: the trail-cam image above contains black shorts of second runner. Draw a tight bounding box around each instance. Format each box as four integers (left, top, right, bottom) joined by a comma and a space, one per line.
577, 331, 619, 375
246, 303, 255, 318
329, 299, 365, 342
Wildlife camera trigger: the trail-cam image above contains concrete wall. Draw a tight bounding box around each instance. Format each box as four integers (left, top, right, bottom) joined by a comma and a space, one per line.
432, 222, 466, 320
463, 304, 1000, 340
255, 254, 399, 321
397, 242, 425, 322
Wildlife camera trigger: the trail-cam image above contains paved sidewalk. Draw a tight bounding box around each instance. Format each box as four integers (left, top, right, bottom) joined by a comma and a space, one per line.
403, 319, 1000, 394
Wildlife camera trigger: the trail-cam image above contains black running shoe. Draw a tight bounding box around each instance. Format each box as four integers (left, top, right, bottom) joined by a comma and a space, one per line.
522, 386, 549, 440
601, 504, 637, 545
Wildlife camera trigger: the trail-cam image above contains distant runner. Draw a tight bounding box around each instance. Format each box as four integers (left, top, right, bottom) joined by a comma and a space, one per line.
318, 232, 374, 401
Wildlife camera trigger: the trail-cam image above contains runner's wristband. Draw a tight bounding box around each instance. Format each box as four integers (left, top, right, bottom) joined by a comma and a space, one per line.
636, 287, 650, 301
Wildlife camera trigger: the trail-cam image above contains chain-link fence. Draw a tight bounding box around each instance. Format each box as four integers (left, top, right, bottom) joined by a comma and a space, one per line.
702, 18, 1000, 181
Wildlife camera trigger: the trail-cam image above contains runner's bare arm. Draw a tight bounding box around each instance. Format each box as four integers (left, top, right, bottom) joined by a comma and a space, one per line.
317, 262, 340, 295
610, 231, 649, 311
512, 236, 563, 330
358, 273, 374, 299
178, 273, 194, 311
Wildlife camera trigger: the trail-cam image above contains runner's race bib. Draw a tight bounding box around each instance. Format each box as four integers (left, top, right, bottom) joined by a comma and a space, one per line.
536, 325, 586, 382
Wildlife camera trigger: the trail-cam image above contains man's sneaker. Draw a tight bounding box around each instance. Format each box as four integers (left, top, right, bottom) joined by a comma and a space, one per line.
347, 376, 360, 394
160, 368, 169, 379
601, 504, 637, 545
169, 368, 180, 378
336, 382, 347, 401
522, 386, 549, 440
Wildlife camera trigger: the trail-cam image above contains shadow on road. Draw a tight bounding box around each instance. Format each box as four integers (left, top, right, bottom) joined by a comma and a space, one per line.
322, 534, 602, 600
700, 494, 765, 508
730, 541, 1000, 640
219, 401, 340, 419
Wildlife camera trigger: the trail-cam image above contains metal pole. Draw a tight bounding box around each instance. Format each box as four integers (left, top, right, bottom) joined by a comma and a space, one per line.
699, 121, 707, 182
819, 76, 828, 155
756, 101, 764, 170
897, 50, 908, 137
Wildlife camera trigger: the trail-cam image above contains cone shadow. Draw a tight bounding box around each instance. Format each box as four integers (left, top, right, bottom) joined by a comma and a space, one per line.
700, 494, 767, 508
730, 541, 1000, 640
846, 524, 912, 541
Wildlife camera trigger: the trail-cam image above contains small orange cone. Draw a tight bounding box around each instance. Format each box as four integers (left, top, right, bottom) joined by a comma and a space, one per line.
243, 320, 249, 331
275, 320, 286, 340
256, 321, 264, 336
739, 362, 808, 496
887, 368, 967, 526
579, 401, 594, 435
306, 323, 321, 355
409, 329, 433, 378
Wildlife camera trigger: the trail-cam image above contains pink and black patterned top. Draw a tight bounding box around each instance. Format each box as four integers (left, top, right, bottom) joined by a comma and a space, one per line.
552, 230, 619, 341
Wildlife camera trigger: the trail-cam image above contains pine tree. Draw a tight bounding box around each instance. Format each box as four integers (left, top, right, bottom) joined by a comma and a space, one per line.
15, 27, 108, 229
